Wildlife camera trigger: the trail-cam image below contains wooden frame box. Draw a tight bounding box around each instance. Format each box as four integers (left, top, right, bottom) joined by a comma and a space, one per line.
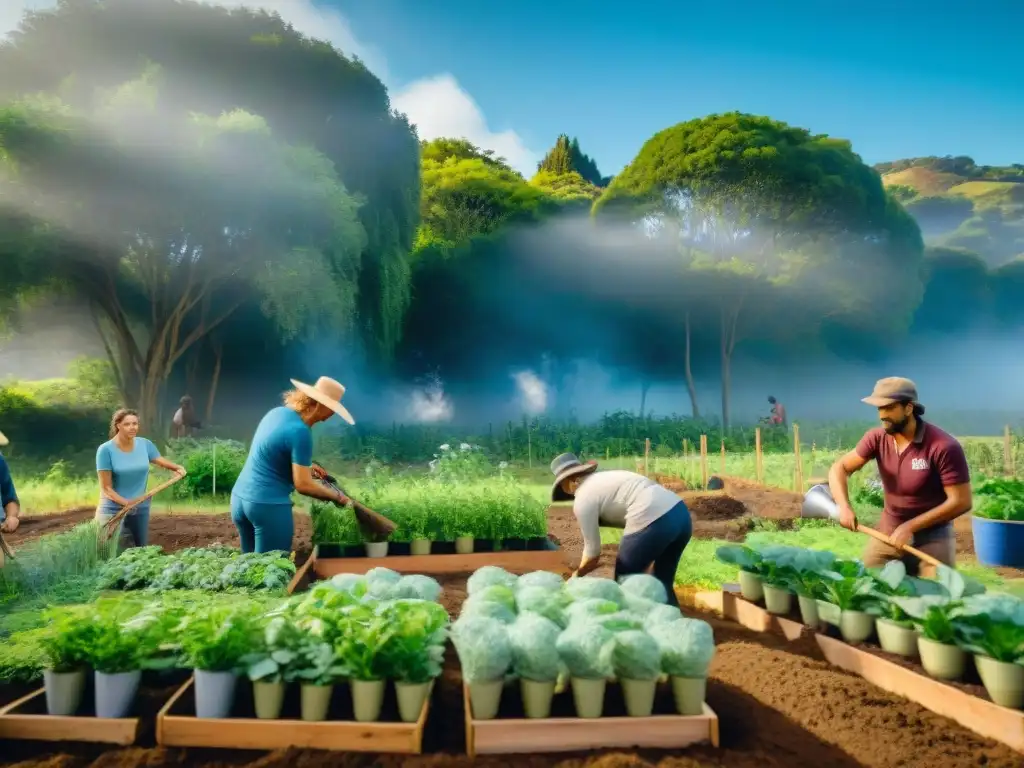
312, 544, 566, 578
0, 688, 140, 745
156, 677, 428, 753
694, 588, 1024, 754
462, 684, 719, 757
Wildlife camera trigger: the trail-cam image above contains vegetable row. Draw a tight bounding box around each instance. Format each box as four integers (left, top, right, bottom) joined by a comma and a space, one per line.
717, 543, 1024, 708
96, 546, 297, 592
34, 568, 447, 724
451, 566, 716, 720
311, 476, 548, 550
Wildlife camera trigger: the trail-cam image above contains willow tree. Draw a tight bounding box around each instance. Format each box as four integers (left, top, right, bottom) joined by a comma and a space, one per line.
594, 112, 924, 427
0, 73, 366, 427
1, 0, 420, 364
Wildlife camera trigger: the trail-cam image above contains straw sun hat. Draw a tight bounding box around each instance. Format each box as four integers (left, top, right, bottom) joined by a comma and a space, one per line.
290, 377, 355, 425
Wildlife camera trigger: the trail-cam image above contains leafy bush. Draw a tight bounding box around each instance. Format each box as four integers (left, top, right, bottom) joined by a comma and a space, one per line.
973, 478, 1024, 521
96, 545, 295, 592
166, 438, 247, 497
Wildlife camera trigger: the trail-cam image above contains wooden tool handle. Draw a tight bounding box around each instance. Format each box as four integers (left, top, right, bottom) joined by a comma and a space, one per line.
0, 531, 13, 562
101, 473, 185, 540
858, 524, 944, 568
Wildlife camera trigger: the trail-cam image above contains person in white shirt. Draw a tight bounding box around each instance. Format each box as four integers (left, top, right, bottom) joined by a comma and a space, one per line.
551, 452, 692, 608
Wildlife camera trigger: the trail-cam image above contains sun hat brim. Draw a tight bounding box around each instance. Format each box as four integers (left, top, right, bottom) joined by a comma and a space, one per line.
551, 461, 598, 502
0, 430, 7, 447
290, 379, 355, 425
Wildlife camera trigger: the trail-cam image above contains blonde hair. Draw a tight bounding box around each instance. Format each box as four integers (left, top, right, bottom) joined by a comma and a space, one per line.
109, 408, 139, 438
282, 389, 320, 418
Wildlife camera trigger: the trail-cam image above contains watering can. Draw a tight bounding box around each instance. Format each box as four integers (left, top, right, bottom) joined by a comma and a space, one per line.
801, 484, 943, 568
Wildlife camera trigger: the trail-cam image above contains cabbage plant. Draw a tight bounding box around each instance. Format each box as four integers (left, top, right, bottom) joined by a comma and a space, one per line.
468, 566, 518, 594
451, 615, 512, 683
648, 618, 716, 678
619, 574, 667, 604
714, 544, 763, 575
955, 594, 1024, 662
508, 613, 562, 681
556, 622, 615, 679
611, 630, 661, 680
564, 576, 626, 606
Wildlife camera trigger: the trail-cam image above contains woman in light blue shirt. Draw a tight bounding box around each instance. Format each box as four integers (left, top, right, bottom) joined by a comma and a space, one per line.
95, 408, 185, 547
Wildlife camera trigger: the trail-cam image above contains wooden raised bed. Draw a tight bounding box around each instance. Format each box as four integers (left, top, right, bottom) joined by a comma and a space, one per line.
156, 676, 428, 753
692, 587, 1024, 754
0, 687, 140, 745
312, 542, 566, 578
462, 683, 719, 757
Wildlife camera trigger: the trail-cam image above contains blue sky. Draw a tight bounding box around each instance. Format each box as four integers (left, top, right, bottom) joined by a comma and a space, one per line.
4, 0, 1022, 177
335, 0, 1023, 176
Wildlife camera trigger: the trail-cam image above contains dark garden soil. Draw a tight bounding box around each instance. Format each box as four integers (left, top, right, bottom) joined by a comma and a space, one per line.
5, 479, 1019, 766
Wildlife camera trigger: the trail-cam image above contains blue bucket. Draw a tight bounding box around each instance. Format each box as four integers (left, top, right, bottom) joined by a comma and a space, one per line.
971, 515, 1024, 568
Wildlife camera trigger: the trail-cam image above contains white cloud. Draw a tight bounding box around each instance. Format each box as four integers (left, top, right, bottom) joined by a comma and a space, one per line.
392, 74, 539, 176
1, 0, 540, 176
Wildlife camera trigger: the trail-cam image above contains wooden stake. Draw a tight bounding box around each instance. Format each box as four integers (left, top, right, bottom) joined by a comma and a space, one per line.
606, 447, 610, 462
793, 423, 804, 492
755, 427, 764, 485
1004, 425, 1013, 477
644, 438, 651, 477
720, 440, 726, 475
700, 434, 708, 490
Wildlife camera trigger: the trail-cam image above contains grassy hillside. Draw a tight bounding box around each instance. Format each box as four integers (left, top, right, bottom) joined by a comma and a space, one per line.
878, 157, 1024, 264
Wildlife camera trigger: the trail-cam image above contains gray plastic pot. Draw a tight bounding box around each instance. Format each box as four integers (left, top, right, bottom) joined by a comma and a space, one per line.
797, 595, 818, 627
410, 539, 431, 556
839, 610, 875, 644
194, 670, 238, 719
876, 619, 919, 658
467, 678, 503, 720
763, 585, 793, 615
43, 668, 86, 716
455, 536, 475, 555
94, 669, 141, 719
571, 676, 606, 719
671, 676, 706, 716
519, 678, 556, 719
364, 541, 389, 558
917, 637, 966, 680
738, 570, 764, 602
975, 654, 1024, 709
351, 679, 385, 722
395, 680, 431, 722
620, 677, 657, 717
301, 683, 333, 721
253, 680, 285, 719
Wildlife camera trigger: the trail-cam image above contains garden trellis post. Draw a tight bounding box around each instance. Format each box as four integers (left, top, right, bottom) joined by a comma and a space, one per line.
700, 435, 708, 490
793, 424, 804, 492
720, 440, 726, 475
1004, 426, 1013, 477
755, 428, 764, 484
644, 438, 651, 476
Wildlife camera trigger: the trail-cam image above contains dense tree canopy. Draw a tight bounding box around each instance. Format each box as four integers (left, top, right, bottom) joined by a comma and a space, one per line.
0, 3, 1021, 432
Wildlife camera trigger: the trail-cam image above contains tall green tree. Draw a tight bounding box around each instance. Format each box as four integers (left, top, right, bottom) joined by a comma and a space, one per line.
0, 74, 366, 428
536, 134, 610, 187
0, 0, 419, 363
594, 112, 925, 427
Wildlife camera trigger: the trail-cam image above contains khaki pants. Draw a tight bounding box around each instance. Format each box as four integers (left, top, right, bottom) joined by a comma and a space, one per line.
861, 525, 954, 578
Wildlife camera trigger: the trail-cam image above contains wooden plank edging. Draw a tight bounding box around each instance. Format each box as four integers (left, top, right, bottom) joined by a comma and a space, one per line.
693, 589, 1024, 754
0, 688, 140, 745
314, 548, 565, 577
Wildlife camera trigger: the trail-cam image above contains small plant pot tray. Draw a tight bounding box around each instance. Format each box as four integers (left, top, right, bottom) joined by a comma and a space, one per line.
0, 687, 141, 745
156, 676, 427, 753
693, 588, 1024, 754
312, 542, 565, 577
461, 683, 719, 757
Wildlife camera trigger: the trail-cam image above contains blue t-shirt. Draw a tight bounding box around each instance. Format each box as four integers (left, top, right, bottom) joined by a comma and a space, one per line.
96, 438, 160, 502
232, 407, 313, 505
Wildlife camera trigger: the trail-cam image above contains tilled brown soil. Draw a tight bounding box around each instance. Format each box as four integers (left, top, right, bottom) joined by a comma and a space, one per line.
5, 479, 1019, 767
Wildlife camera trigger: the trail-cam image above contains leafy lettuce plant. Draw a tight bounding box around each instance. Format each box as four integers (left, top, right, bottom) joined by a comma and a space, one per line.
714, 544, 762, 575
175, 604, 263, 672
507, 613, 562, 682
556, 622, 615, 679
647, 618, 716, 678
450, 615, 512, 683
85, 598, 166, 674
332, 604, 396, 682
611, 630, 661, 681
378, 600, 450, 684
782, 549, 839, 598
889, 565, 985, 645
39, 606, 101, 673
957, 594, 1024, 663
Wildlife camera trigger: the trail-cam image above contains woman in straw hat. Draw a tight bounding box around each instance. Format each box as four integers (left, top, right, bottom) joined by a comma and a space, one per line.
231, 377, 356, 554
551, 453, 692, 608
0, 430, 20, 535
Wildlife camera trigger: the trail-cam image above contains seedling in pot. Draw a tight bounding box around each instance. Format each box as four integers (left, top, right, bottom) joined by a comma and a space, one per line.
714, 544, 764, 602
39, 606, 100, 716
451, 614, 512, 720
955, 593, 1024, 707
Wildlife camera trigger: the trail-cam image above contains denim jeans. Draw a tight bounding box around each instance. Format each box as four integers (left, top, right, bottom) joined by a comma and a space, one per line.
95, 500, 152, 547
615, 501, 692, 608
231, 495, 294, 554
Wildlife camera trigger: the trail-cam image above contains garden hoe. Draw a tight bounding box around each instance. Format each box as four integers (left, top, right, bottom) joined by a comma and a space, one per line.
312, 463, 397, 541
0, 530, 13, 567
802, 484, 944, 568
100, 472, 186, 543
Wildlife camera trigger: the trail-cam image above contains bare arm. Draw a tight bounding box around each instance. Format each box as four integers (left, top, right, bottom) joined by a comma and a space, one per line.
98, 470, 133, 507
908, 483, 972, 532
573, 496, 603, 571
292, 464, 350, 503
829, 450, 870, 530
151, 456, 186, 474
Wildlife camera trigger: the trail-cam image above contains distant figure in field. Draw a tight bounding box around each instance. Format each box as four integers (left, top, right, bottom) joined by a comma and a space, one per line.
767, 396, 787, 428
172, 395, 202, 438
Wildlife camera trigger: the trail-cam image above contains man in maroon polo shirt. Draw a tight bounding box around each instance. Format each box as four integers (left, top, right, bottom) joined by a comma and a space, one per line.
828, 377, 973, 577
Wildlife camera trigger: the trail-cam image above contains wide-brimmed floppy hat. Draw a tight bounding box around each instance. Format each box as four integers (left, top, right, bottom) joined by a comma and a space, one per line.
550, 452, 598, 502
0, 430, 7, 447
861, 377, 926, 415
290, 377, 355, 425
